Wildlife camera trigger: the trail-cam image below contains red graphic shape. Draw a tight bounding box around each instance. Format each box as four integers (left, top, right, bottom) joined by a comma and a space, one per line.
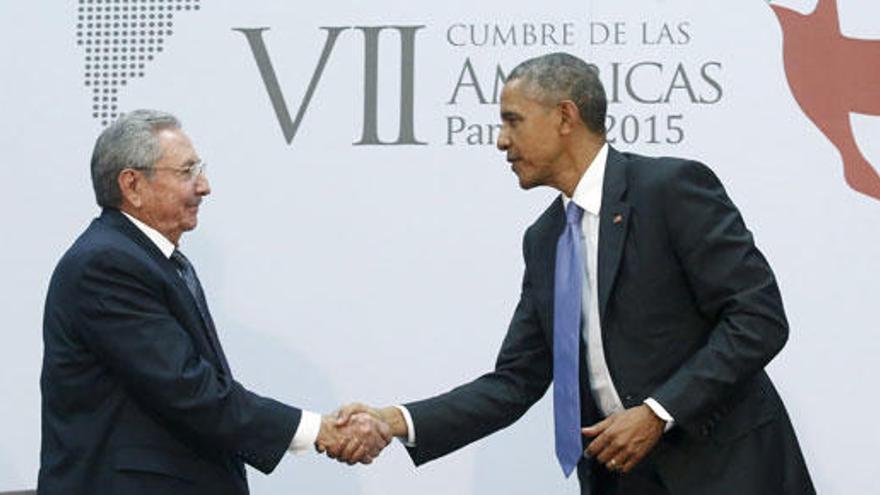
770, 0, 880, 200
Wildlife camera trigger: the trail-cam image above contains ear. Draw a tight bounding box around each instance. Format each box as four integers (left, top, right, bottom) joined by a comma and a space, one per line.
117, 169, 144, 208
557, 99, 581, 136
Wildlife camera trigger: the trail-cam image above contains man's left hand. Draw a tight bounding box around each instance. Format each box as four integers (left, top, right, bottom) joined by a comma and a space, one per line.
582, 405, 665, 474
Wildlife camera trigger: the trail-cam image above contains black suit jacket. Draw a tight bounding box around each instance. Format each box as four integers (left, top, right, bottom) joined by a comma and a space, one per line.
38, 209, 300, 495
403, 147, 814, 494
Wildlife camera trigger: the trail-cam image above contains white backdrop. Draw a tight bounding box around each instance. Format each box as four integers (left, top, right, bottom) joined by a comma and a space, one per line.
2, 0, 878, 493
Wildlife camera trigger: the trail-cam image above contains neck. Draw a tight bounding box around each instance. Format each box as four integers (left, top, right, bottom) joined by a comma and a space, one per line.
555, 133, 605, 197
119, 204, 180, 246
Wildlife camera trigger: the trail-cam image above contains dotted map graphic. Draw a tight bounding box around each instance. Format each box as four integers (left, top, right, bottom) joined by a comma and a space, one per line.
76, 0, 202, 126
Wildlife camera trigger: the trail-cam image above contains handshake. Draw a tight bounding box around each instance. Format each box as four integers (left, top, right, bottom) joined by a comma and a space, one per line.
314, 403, 407, 465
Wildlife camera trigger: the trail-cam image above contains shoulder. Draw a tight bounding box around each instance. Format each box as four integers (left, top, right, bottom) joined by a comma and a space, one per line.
618, 150, 717, 183
51, 218, 163, 290
612, 150, 726, 204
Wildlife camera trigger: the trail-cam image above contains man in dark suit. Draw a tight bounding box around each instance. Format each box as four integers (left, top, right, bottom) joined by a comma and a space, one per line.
38, 110, 390, 494
337, 53, 815, 494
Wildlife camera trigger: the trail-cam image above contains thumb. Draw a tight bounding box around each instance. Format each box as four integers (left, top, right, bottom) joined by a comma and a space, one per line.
336, 403, 368, 426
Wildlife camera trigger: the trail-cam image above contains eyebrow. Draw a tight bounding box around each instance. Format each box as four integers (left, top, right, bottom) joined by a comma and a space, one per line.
178, 158, 199, 169
500, 111, 521, 121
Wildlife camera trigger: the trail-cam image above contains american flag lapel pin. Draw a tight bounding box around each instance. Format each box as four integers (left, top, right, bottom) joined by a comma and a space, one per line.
613, 213, 623, 225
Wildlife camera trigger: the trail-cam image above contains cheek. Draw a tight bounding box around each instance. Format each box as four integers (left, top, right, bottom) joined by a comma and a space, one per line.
518, 140, 540, 160
164, 190, 192, 218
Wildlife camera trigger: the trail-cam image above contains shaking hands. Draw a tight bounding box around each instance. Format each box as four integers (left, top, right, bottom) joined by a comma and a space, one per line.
314, 403, 408, 465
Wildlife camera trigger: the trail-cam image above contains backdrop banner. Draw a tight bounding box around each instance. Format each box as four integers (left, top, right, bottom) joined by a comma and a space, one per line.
1, 0, 878, 493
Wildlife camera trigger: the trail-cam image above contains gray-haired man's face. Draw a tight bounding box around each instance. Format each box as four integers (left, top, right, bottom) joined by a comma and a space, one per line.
133, 128, 211, 244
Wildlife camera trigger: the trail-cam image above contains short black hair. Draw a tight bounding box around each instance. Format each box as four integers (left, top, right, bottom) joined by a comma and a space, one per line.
507, 52, 607, 135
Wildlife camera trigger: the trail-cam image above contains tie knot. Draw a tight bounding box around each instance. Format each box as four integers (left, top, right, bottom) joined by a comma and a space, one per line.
170, 249, 190, 271
565, 201, 584, 225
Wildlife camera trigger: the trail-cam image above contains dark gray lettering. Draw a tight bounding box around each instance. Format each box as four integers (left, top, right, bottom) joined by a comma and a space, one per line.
448, 57, 487, 105
699, 61, 723, 104
233, 26, 348, 145
354, 25, 427, 145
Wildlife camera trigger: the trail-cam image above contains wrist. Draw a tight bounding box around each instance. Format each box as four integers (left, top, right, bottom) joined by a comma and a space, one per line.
316, 415, 332, 439
642, 398, 675, 432
641, 404, 666, 430
378, 406, 408, 438
314, 415, 331, 450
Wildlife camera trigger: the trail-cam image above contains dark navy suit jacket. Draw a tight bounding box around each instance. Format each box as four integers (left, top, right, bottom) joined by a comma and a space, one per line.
38, 208, 300, 494
402, 147, 814, 494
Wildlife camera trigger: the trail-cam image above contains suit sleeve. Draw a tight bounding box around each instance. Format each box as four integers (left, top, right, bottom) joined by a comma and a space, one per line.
403, 230, 553, 465
74, 249, 300, 474
650, 161, 789, 429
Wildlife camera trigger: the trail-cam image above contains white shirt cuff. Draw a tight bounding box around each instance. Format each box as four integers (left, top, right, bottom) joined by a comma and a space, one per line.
288, 410, 322, 454
643, 398, 675, 432
394, 405, 417, 447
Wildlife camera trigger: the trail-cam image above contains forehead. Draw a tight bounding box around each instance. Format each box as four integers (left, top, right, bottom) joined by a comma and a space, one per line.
500, 79, 527, 106
500, 79, 549, 117
155, 127, 197, 161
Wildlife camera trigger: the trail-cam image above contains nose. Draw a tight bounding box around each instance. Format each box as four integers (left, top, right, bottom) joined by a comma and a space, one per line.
496, 128, 510, 151
195, 173, 211, 196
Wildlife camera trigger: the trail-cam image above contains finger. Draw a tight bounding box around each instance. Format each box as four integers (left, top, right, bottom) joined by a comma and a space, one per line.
336, 403, 368, 426
340, 437, 364, 462
345, 444, 368, 465
585, 429, 612, 458
596, 440, 623, 465
326, 437, 349, 459
339, 403, 373, 425
582, 416, 613, 437
606, 457, 625, 473
606, 449, 632, 473
619, 447, 647, 474
364, 436, 386, 458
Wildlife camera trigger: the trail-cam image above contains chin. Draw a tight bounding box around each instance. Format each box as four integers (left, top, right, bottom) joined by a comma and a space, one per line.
182, 218, 199, 232
517, 175, 539, 190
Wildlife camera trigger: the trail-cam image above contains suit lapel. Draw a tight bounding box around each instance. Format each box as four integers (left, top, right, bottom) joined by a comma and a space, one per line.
538, 197, 566, 264
100, 209, 231, 376
102, 210, 197, 312
100, 208, 170, 266
597, 148, 631, 323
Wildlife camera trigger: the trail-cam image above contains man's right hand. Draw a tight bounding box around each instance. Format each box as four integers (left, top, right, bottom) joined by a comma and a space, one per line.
335, 402, 409, 439
315, 412, 391, 465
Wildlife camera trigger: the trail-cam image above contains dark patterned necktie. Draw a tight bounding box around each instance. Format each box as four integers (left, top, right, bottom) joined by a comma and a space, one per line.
171, 249, 210, 322
170, 249, 230, 376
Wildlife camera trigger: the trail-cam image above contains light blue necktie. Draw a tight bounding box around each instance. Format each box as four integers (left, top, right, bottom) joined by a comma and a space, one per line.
553, 201, 585, 477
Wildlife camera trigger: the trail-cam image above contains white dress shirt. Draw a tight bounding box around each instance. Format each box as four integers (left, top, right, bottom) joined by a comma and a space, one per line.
120, 211, 322, 453
562, 145, 673, 427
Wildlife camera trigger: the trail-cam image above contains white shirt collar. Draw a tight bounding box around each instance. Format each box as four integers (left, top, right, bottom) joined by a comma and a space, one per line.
561, 142, 608, 216
120, 211, 176, 259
